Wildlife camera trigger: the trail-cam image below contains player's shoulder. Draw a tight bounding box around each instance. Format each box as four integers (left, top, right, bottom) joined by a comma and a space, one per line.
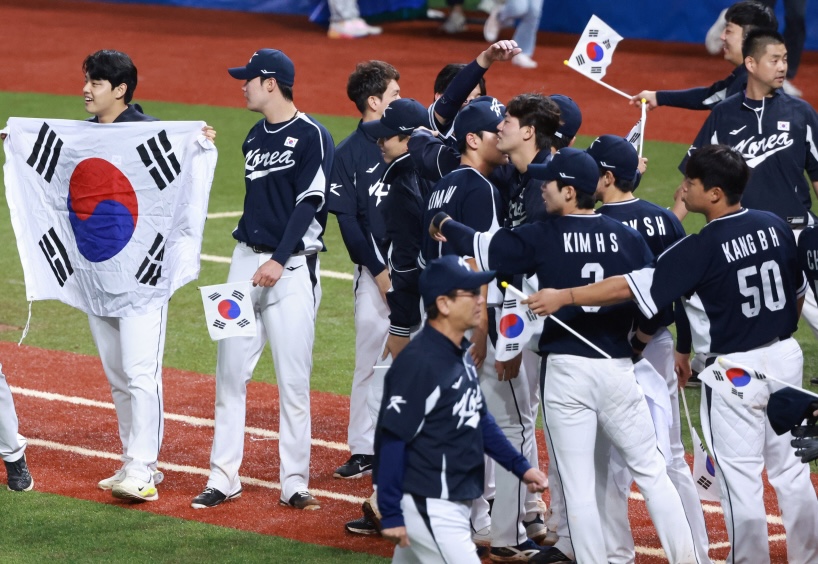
296, 113, 332, 138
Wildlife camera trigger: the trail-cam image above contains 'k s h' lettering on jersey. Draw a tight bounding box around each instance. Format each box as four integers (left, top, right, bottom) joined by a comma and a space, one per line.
626, 208, 806, 355
326, 121, 389, 270
474, 214, 653, 358
234, 113, 334, 254
375, 324, 488, 501
681, 91, 818, 227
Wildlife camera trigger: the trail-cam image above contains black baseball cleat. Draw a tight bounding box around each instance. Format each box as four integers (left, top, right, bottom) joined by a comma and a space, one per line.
529, 546, 575, 563
686, 372, 702, 388
361, 498, 382, 531
344, 515, 380, 535
334, 454, 374, 479
280, 490, 321, 510
191, 486, 242, 509
809, 377, 818, 386
4, 455, 33, 492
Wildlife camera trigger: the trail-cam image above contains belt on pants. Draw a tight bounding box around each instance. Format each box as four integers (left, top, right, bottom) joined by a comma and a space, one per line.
246, 243, 275, 254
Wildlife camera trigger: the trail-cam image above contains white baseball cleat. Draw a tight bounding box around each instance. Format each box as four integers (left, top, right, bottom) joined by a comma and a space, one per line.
112, 475, 159, 502
512, 54, 538, 69
98, 467, 164, 490
483, 5, 503, 42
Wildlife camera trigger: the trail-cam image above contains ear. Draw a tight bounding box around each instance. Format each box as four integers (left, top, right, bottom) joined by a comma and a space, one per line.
522, 124, 534, 142
366, 95, 381, 114
745, 55, 756, 73
435, 295, 451, 316
113, 83, 128, 101
466, 131, 481, 151
563, 184, 577, 202
604, 170, 615, 187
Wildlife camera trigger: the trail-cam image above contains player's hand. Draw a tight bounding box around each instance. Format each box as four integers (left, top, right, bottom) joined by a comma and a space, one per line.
374, 269, 391, 302
630, 91, 658, 110
674, 351, 692, 388
478, 40, 522, 67
383, 333, 410, 360
522, 289, 568, 316
470, 326, 488, 369
252, 259, 284, 287
495, 353, 522, 381
522, 468, 548, 493
429, 212, 451, 242
381, 526, 410, 547
202, 125, 217, 142
638, 157, 648, 174
0, 133, 6, 140
671, 183, 688, 222
412, 126, 439, 137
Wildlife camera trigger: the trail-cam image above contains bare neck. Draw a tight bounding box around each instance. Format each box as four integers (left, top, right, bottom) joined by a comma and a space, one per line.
263, 100, 298, 124
745, 78, 774, 101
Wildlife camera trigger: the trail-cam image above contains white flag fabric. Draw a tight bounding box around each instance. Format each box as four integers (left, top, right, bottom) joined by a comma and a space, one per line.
625, 119, 643, 152
199, 281, 257, 340
633, 358, 672, 464
690, 426, 722, 502
3, 118, 217, 317
495, 276, 543, 362
566, 15, 624, 81
697, 356, 768, 404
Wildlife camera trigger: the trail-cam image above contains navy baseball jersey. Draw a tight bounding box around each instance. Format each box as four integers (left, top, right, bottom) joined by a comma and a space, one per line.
797, 225, 818, 298
466, 214, 654, 358
657, 65, 747, 111
505, 149, 552, 228
681, 91, 818, 227
420, 166, 502, 268
86, 103, 157, 123
234, 113, 334, 254
375, 324, 489, 501
626, 208, 806, 355
327, 121, 389, 270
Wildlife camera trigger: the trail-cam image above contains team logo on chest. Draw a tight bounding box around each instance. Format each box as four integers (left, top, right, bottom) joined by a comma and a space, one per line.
244, 148, 296, 180
452, 385, 482, 429
284, 137, 298, 147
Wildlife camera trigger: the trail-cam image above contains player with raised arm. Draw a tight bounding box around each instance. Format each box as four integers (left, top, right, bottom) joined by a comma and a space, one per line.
191, 49, 334, 511
523, 144, 818, 564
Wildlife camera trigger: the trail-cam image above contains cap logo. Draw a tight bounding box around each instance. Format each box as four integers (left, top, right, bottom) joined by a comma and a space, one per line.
490, 98, 503, 117
260, 69, 276, 75
599, 160, 615, 169
457, 257, 471, 270
558, 172, 576, 180
398, 126, 414, 131
249, 52, 258, 62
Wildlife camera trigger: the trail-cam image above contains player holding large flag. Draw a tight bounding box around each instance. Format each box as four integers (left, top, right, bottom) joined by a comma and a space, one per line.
3, 50, 217, 502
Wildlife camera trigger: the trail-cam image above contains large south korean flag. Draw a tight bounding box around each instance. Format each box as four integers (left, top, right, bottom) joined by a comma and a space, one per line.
3, 118, 217, 317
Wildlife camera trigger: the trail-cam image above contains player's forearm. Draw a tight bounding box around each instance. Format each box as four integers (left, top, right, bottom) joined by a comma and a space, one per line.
433, 60, 487, 124
550, 276, 634, 312
437, 215, 477, 257
336, 214, 385, 276
375, 430, 407, 529
271, 198, 320, 266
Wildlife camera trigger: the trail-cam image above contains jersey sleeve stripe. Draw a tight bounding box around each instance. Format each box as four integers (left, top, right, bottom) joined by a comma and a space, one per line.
295, 168, 327, 207
807, 124, 818, 164
625, 267, 659, 319
797, 271, 808, 299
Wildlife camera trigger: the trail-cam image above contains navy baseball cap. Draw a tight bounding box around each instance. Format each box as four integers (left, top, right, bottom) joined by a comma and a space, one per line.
420, 255, 496, 309
550, 94, 582, 140
586, 135, 639, 182
768, 387, 818, 435
528, 147, 599, 195
361, 98, 428, 139
453, 96, 505, 141
228, 49, 295, 87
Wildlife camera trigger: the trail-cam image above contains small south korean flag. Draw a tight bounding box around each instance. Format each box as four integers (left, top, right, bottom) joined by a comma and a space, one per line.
566, 15, 624, 81
690, 427, 721, 502
200, 281, 256, 340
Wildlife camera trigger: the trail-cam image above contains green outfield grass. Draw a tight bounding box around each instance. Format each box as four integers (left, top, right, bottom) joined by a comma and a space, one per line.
1, 90, 816, 559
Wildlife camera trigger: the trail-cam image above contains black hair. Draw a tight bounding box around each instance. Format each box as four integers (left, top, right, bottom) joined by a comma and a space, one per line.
506, 94, 561, 152
725, 1, 777, 31
457, 130, 484, 155
742, 28, 786, 61
434, 63, 486, 97
278, 83, 294, 102
557, 179, 596, 209
552, 134, 572, 151
684, 144, 749, 205
597, 167, 635, 193
82, 50, 138, 104
346, 61, 400, 114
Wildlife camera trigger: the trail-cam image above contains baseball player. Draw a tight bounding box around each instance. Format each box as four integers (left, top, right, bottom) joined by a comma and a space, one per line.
191, 49, 334, 511
432, 148, 697, 563
81, 50, 215, 502
680, 28, 818, 340
631, 1, 777, 111
328, 61, 400, 482
0, 363, 32, 492
523, 144, 818, 564
375, 255, 548, 563
589, 135, 711, 563
767, 387, 818, 462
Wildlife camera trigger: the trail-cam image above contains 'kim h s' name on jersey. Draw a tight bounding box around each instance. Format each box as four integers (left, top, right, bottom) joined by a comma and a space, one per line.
234, 113, 334, 253
626, 208, 805, 355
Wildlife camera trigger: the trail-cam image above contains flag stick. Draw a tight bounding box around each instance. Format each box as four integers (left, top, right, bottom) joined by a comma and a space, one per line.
638, 100, 646, 158
563, 60, 633, 100
501, 281, 612, 359
680, 388, 696, 439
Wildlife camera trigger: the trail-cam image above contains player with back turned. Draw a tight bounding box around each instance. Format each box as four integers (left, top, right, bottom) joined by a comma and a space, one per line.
191, 49, 334, 511
524, 144, 818, 564
431, 148, 697, 563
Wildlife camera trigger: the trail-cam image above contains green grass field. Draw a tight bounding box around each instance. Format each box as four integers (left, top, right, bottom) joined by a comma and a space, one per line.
1, 90, 816, 560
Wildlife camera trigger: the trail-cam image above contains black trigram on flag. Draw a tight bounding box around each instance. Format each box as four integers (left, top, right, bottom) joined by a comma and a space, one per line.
26, 122, 63, 183
237, 319, 251, 328
697, 476, 713, 490
756, 372, 767, 380
232, 290, 245, 301
575, 54, 586, 66
135, 233, 165, 286
524, 310, 538, 323
627, 132, 641, 144
505, 343, 520, 352
503, 299, 516, 309
591, 67, 602, 74
713, 370, 725, 381
588, 29, 599, 37
603, 39, 611, 49
39, 227, 73, 287
731, 388, 744, 399
213, 320, 226, 329
207, 292, 221, 301
137, 130, 181, 190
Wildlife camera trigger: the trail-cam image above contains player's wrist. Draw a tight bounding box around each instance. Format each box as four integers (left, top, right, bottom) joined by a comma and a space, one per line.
432, 211, 451, 231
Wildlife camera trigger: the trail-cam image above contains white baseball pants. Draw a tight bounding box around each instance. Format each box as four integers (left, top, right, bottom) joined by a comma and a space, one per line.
0, 364, 26, 463
393, 494, 481, 564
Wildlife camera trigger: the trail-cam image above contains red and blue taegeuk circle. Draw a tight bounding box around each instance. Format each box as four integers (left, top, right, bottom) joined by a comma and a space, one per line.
705, 456, 716, 477
499, 314, 525, 338
725, 367, 752, 387
586, 42, 605, 62
218, 299, 241, 320
67, 158, 138, 263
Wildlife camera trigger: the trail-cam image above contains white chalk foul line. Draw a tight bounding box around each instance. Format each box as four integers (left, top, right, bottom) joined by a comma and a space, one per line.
10, 385, 348, 452
199, 254, 354, 281
206, 211, 243, 219
628, 491, 784, 526
26, 438, 365, 505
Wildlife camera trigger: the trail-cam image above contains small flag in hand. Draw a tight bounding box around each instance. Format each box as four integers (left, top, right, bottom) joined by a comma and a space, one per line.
696, 356, 767, 404
690, 426, 721, 502
567, 15, 623, 81
496, 278, 543, 362
200, 281, 256, 340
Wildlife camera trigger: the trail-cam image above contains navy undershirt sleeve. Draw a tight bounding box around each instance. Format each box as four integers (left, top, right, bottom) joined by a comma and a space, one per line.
376, 429, 407, 530
481, 411, 531, 479
433, 60, 488, 124
272, 197, 320, 266
439, 218, 477, 257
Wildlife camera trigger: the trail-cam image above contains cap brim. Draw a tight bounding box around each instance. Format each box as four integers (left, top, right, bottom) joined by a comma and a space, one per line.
228, 66, 256, 80
462, 270, 497, 289
361, 120, 402, 140
527, 162, 558, 182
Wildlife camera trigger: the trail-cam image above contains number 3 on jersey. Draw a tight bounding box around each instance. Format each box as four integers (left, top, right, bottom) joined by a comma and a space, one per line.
737, 260, 786, 318
581, 263, 604, 313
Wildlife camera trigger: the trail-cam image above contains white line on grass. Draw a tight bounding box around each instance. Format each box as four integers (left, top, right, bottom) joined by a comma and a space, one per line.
200, 254, 354, 281
26, 438, 365, 504
206, 211, 243, 219
628, 491, 784, 526
11, 386, 348, 452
